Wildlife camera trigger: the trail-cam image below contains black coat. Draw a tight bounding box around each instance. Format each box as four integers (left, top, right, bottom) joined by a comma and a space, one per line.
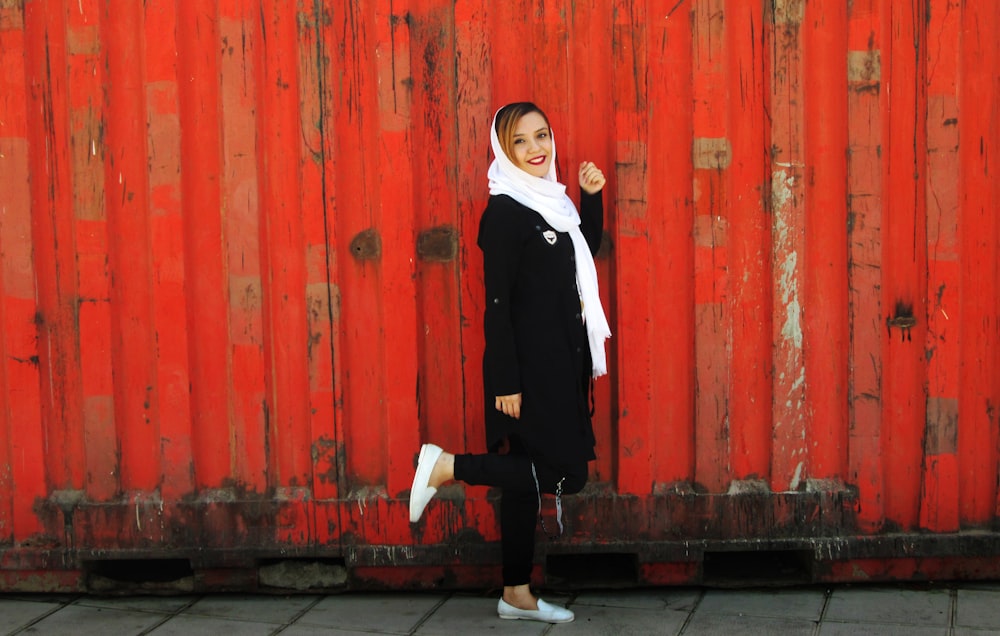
477, 191, 604, 472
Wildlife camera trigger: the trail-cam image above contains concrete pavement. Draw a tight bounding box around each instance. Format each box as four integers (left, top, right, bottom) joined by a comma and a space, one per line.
4, 583, 1000, 635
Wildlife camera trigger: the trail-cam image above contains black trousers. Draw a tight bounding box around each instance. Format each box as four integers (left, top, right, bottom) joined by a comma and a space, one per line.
453, 438, 587, 587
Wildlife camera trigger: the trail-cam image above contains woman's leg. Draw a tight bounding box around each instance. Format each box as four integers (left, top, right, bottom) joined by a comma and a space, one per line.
417, 438, 586, 611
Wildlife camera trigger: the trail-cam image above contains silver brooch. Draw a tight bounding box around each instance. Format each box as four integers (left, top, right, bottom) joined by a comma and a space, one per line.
542, 230, 557, 245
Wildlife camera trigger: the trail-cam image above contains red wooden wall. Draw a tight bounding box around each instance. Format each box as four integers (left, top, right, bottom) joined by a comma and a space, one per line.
0, 0, 998, 591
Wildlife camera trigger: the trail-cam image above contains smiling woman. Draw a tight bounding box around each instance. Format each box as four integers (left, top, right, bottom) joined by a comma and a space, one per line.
507, 112, 552, 177
409, 102, 610, 624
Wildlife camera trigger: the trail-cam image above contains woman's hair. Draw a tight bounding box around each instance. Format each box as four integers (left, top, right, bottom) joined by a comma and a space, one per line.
494, 102, 550, 162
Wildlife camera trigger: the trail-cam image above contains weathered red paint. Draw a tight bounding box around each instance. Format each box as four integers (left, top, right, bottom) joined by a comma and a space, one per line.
1, 0, 998, 592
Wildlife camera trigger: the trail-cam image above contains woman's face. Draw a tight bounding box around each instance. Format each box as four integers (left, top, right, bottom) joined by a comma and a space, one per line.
509, 111, 553, 178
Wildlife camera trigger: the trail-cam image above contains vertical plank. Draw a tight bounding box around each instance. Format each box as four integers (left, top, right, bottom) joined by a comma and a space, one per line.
958, 0, 1000, 527
299, 0, 340, 517
0, 0, 46, 541
455, 0, 490, 460
373, 0, 420, 502
691, 0, 731, 493
768, 0, 808, 492
570, 0, 618, 485
256, 0, 312, 495
846, 0, 885, 532
145, 0, 192, 506
409, 0, 465, 458
881, 0, 928, 531
331, 1, 388, 489
220, 0, 267, 494
611, 0, 652, 494
919, 0, 961, 532
726, 0, 772, 483
489, 0, 532, 104
26, 0, 88, 493
68, 0, 116, 501
103, 0, 160, 493
803, 0, 849, 482
177, 0, 229, 491
647, 0, 696, 487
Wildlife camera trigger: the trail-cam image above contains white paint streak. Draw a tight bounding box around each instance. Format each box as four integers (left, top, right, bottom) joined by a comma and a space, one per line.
789, 461, 804, 491
772, 170, 803, 350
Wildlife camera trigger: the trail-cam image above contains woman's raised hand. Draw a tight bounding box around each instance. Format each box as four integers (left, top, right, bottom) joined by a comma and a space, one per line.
579, 161, 606, 194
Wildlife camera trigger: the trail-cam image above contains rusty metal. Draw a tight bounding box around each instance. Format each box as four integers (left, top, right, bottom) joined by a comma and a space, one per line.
1, 0, 998, 592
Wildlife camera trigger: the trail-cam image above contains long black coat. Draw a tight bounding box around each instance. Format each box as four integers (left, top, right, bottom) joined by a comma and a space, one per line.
477, 191, 604, 472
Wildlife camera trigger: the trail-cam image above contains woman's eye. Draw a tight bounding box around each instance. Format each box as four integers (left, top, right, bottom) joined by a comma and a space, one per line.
513, 138, 525, 144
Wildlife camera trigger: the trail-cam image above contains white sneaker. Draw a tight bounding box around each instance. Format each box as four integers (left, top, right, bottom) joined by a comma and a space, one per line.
408, 444, 443, 522
497, 597, 575, 623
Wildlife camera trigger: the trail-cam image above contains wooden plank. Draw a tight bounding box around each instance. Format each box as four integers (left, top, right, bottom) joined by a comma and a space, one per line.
330, 0, 389, 491
373, 0, 420, 503
26, 1, 88, 492
298, 0, 340, 517
919, 0, 961, 532
177, 0, 228, 492
725, 0, 772, 483
409, 0, 466, 460
768, 0, 808, 493
612, 0, 653, 494
692, 0, 731, 494
220, 0, 268, 494
803, 1, 849, 483
648, 0, 696, 487
66, 0, 117, 501
103, 0, 160, 492
256, 0, 313, 494
0, 2, 45, 541
846, 0, 886, 532
958, 0, 1000, 527
881, 0, 928, 531
454, 0, 490, 460
570, 0, 617, 485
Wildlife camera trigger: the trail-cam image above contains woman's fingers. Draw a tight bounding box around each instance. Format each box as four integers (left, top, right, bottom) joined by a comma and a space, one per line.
495, 393, 522, 420
579, 161, 606, 193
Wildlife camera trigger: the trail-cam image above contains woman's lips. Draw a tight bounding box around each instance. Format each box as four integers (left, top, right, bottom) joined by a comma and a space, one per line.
527, 155, 547, 165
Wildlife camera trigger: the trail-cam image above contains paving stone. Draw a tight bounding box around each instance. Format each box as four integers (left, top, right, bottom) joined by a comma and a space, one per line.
697, 588, 826, 620
956, 589, 1000, 630
183, 594, 319, 624
75, 595, 196, 613
16, 604, 167, 636
574, 588, 700, 612
549, 603, 688, 635
824, 587, 951, 626
296, 593, 445, 634
145, 614, 276, 636
682, 612, 816, 636
415, 594, 549, 636
953, 629, 1000, 636
818, 623, 949, 636
0, 597, 65, 632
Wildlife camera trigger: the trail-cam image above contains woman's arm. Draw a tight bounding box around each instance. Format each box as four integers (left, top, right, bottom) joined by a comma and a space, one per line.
478, 197, 523, 405
578, 161, 606, 256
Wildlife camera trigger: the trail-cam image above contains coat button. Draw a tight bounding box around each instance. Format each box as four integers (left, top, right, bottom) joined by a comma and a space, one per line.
493, 298, 500, 304
575, 313, 582, 321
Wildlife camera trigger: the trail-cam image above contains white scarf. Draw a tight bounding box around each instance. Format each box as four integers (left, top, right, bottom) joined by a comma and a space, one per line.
486, 108, 611, 378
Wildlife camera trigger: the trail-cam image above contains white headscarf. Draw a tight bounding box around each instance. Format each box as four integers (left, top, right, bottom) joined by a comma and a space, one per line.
487, 107, 611, 378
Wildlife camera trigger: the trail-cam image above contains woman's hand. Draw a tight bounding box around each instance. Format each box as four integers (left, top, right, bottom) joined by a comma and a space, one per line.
495, 393, 522, 420
579, 161, 606, 194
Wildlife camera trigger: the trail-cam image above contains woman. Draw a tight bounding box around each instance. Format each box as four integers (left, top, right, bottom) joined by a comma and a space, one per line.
409, 102, 610, 624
